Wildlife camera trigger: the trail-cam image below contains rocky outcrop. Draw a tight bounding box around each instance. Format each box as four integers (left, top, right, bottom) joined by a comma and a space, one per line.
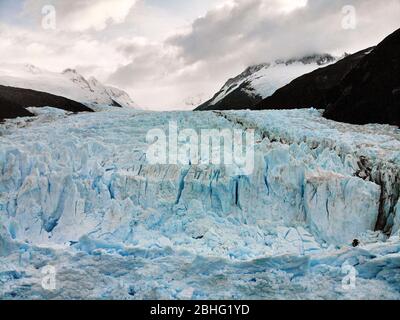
196, 55, 336, 111
324, 28, 400, 126
255, 48, 373, 110
0, 96, 33, 121
0, 85, 93, 121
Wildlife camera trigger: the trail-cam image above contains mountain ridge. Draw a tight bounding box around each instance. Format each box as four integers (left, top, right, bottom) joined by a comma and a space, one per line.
196, 54, 336, 111
0, 84, 93, 122
0, 64, 138, 110
324, 28, 400, 126
255, 47, 374, 110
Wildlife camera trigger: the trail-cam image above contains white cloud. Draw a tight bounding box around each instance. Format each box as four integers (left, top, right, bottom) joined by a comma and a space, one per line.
168, 0, 400, 66
109, 0, 400, 108
0, 0, 399, 109
23, 0, 138, 31
0, 23, 128, 79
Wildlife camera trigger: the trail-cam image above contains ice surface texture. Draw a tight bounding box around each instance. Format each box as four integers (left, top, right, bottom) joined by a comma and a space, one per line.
0, 109, 399, 299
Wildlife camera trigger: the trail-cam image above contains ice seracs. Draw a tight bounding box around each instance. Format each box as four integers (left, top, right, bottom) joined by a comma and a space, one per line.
304, 171, 380, 244
0, 108, 399, 299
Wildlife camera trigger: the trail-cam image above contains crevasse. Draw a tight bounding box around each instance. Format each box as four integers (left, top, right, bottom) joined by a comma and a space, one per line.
0, 108, 399, 299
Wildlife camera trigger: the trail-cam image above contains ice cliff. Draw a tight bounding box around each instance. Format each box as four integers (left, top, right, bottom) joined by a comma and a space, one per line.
0, 108, 399, 299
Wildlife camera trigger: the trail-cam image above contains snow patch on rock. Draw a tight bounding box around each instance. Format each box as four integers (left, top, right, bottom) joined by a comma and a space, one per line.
0, 64, 139, 109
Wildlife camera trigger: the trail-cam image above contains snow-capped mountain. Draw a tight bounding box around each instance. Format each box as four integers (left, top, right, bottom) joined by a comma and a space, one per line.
256, 47, 374, 111
253, 28, 400, 127
0, 84, 93, 121
0, 64, 138, 110
196, 54, 336, 111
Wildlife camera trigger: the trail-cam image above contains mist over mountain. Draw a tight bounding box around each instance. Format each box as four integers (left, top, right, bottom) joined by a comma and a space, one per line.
198, 28, 400, 127
255, 48, 373, 111
196, 54, 336, 111
0, 64, 139, 120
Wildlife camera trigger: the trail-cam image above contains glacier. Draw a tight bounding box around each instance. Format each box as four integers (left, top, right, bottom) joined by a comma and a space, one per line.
0, 108, 399, 299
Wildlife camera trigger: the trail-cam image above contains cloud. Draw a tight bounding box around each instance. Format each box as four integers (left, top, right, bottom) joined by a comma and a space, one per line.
0, 22, 128, 80
23, 0, 138, 31
108, 38, 214, 109
1, 0, 399, 109
168, 0, 400, 67
107, 0, 400, 108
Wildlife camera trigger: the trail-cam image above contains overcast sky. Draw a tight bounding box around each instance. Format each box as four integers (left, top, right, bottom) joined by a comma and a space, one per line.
0, 0, 399, 110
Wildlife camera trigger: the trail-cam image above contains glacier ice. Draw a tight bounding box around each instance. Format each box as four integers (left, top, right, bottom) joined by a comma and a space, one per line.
0, 108, 399, 299
304, 172, 380, 244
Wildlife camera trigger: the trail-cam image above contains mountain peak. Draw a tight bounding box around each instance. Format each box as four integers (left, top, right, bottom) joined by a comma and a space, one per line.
24, 64, 42, 74
62, 68, 79, 75
196, 53, 337, 111
225, 63, 270, 88
0, 63, 139, 110
276, 53, 336, 66
88, 76, 101, 86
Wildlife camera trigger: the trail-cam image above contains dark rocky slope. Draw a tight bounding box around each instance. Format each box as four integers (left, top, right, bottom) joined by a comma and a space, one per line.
0, 96, 34, 120
324, 28, 400, 126
256, 28, 400, 126
255, 48, 373, 110
198, 28, 399, 126
196, 55, 335, 111
0, 85, 93, 122
196, 65, 266, 111
196, 82, 263, 111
